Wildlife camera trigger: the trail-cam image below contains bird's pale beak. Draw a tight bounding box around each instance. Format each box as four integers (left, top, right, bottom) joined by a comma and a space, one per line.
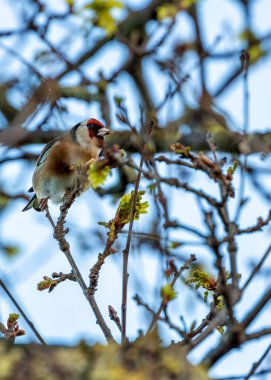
97, 127, 112, 137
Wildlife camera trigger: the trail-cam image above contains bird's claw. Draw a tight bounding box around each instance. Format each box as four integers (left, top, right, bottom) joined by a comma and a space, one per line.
40, 198, 49, 211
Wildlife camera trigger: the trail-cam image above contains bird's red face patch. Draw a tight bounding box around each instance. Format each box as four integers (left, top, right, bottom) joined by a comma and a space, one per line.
87, 118, 104, 129
86, 118, 105, 139
86, 119, 106, 149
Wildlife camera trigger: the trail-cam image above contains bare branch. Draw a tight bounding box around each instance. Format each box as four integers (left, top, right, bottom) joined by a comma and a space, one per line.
0, 278, 46, 345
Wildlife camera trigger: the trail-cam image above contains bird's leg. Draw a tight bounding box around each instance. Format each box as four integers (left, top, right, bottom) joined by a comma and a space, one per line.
69, 163, 77, 171
64, 188, 73, 198
39, 198, 49, 211
44, 203, 55, 228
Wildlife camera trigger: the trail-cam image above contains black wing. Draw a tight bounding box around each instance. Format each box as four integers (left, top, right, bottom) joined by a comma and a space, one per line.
36, 138, 59, 167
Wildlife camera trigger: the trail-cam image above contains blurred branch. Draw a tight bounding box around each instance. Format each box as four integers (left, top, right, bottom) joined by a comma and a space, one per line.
146, 254, 196, 334
202, 287, 271, 367
242, 241, 271, 291
3, 127, 271, 154
244, 343, 271, 380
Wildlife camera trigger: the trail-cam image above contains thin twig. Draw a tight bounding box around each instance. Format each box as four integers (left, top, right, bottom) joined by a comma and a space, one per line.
242, 241, 271, 291
189, 309, 228, 352
0, 278, 46, 345
234, 49, 250, 222
216, 368, 271, 380
146, 254, 196, 334
88, 241, 117, 295
244, 343, 271, 380
44, 204, 55, 228
108, 305, 121, 332
37, 271, 76, 292
121, 118, 155, 344
134, 294, 186, 338
121, 149, 144, 343
241, 287, 271, 330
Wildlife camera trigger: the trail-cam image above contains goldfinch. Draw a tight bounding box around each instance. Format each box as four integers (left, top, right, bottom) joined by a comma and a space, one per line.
22, 118, 111, 212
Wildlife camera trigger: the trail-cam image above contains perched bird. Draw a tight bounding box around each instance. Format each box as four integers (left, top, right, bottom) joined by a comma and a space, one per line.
22, 118, 111, 212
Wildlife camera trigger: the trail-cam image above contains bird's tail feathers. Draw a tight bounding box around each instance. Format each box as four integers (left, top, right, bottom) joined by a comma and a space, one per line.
22, 194, 41, 212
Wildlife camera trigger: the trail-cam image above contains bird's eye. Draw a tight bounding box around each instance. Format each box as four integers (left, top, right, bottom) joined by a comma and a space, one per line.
88, 124, 100, 134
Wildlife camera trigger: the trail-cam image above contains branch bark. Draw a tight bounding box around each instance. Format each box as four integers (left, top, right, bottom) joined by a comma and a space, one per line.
2, 127, 271, 155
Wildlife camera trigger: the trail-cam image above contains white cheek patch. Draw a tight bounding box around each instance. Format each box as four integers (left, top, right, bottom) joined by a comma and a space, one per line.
76, 125, 90, 149
76, 125, 102, 159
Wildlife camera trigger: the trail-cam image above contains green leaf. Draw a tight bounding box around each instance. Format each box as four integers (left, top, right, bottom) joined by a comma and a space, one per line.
88, 160, 110, 189
114, 96, 123, 106
8, 313, 20, 323
238, 29, 266, 64
147, 183, 156, 194
0, 194, 10, 209
239, 29, 258, 43
216, 325, 225, 335
85, 0, 124, 35
216, 295, 224, 310
233, 160, 238, 171
161, 284, 177, 302
157, 0, 197, 20
3, 245, 20, 256
248, 44, 265, 63
182, 0, 197, 8
170, 241, 182, 249
99, 190, 149, 241
119, 149, 125, 158
157, 4, 178, 21
116, 190, 149, 226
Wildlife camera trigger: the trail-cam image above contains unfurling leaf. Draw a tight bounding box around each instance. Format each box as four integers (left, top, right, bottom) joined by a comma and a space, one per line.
85, 0, 124, 35
114, 96, 123, 106
161, 284, 177, 305
157, 0, 197, 21
182, 0, 198, 8
37, 276, 56, 292
0, 194, 10, 209
186, 270, 216, 292
115, 190, 149, 227
170, 241, 182, 249
157, 4, 178, 20
238, 29, 266, 63
216, 325, 225, 335
0, 313, 25, 340
99, 190, 149, 241
216, 295, 224, 310
88, 160, 110, 189
227, 160, 238, 179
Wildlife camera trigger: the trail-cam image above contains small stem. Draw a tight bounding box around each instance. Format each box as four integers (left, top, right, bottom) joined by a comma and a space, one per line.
242, 241, 271, 291
44, 204, 55, 228
245, 343, 271, 380
121, 153, 144, 345
121, 118, 155, 345
146, 254, 196, 334
0, 278, 46, 345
